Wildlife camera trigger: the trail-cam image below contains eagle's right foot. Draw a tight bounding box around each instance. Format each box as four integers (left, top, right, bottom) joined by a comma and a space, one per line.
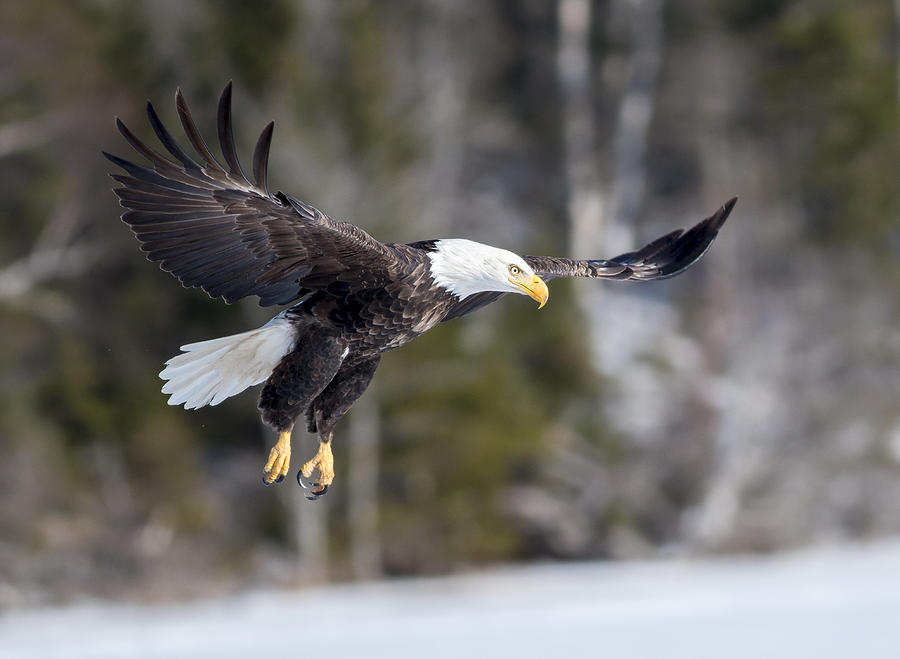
297, 440, 334, 500
262, 430, 292, 485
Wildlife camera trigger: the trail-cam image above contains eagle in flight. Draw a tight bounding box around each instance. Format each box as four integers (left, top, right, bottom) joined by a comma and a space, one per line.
105, 82, 735, 499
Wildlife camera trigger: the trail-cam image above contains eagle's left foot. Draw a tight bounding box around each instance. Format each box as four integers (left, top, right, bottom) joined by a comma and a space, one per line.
297, 440, 334, 500
262, 430, 292, 485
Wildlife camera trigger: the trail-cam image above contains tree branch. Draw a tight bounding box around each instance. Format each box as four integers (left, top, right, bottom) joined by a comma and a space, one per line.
0, 112, 75, 159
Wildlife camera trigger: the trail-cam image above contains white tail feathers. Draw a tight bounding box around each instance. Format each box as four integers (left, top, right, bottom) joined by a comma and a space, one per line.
159, 313, 296, 409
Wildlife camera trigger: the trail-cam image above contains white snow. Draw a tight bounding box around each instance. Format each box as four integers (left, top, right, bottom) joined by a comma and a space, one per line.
2, 540, 898, 659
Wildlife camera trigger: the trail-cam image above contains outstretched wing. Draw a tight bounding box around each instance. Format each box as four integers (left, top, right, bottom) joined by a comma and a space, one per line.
104, 82, 401, 306
524, 197, 736, 282
441, 198, 735, 322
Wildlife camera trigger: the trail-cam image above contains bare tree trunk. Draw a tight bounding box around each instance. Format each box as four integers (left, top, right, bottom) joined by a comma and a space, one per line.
607, 0, 663, 251
553, 0, 668, 557
248, 299, 329, 583
255, 419, 330, 584
282, 427, 330, 582
590, 0, 667, 432
346, 388, 382, 579
558, 0, 665, 381
558, 0, 664, 372
557, 0, 609, 406
558, 0, 604, 264
415, 0, 468, 237
895, 0, 900, 145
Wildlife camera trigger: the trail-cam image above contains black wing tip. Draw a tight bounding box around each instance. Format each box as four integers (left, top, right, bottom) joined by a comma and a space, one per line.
218, 81, 235, 111
526, 197, 738, 283
612, 196, 738, 281
258, 121, 275, 146
219, 80, 233, 106
252, 121, 276, 195
216, 79, 251, 184
174, 87, 191, 116
101, 150, 123, 174
102, 149, 128, 167
114, 116, 130, 136
713, 196, 738, 228
658, 196, 738, 277
145, 99, 162, 123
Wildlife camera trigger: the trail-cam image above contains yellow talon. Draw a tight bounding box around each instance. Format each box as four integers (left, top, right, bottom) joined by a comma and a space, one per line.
263, 430, 292, 485
300, 441, 334, 497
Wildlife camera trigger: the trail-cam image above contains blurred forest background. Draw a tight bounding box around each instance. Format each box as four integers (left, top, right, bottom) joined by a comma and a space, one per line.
0, 0, 897, 607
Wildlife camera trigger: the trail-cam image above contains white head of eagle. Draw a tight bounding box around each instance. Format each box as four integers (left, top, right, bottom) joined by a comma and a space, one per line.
426, 239, 549, 307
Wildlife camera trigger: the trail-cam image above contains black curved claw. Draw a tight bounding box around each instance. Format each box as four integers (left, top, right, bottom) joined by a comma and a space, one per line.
262, 472, 286, 486
297, 470, 329, 500
304, 484, 328, 501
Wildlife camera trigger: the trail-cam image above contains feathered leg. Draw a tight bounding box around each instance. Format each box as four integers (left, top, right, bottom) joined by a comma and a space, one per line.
258, 324, 347, 485
299, 355, 381, 499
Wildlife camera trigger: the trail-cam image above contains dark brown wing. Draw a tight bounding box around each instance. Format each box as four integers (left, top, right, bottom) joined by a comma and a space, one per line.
104, 82, 403, 306
524, 198, 736, 282
441, 199, 735, 322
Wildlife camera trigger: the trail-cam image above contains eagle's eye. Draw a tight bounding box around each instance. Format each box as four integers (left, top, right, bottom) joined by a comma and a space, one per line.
508, 264, 521, 276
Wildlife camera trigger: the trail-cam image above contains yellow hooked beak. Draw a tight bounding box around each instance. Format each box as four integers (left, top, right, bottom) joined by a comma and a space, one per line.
510, 274, 549, 309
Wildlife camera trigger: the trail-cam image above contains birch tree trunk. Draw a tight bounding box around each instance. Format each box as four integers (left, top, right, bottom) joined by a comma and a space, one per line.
895, 0, 900, 144
557, 0, 607, 394
552, 0, 670, 557
591, 0, 667, 442
558, 0, 665, 392
558, 0, 604, 265
607, 0, 663, 247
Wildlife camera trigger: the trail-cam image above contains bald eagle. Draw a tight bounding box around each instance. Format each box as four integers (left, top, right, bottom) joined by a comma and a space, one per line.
105, 83, 735, 499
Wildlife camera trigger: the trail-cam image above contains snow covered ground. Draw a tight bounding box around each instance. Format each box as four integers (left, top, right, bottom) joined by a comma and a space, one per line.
2, 540, 898, 659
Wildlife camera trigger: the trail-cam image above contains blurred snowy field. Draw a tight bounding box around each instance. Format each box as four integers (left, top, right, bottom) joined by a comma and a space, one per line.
1, 540, 898, 659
